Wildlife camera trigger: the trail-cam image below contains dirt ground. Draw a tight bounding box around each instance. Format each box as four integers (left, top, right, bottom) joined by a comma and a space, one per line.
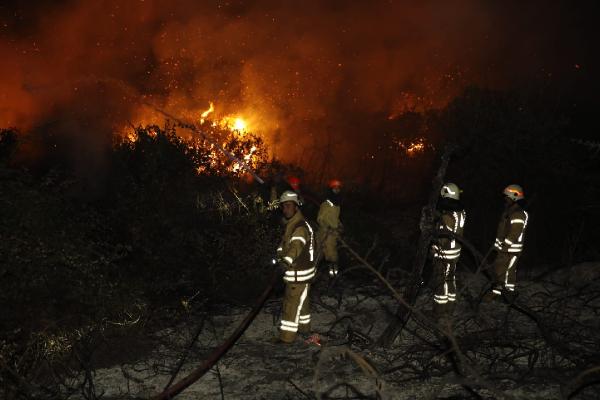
77, 264, 600, 400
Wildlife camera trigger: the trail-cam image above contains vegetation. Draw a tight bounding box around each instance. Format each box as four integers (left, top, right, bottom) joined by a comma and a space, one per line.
1, 86, 599, 398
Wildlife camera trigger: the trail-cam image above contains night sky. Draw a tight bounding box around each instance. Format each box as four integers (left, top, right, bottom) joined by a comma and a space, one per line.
1, 0, 597, 171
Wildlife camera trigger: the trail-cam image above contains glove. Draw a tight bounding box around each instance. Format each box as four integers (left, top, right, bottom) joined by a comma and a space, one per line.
270, 258, 285, 273
277, 261, 289, 275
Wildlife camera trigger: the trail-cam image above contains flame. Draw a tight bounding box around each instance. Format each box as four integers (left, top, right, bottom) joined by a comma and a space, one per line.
200, 102, 215, 124
394, 137, 428, 157
233, 145, 258, 172
123, 101, 265, 178
233, 118, 247, 131
244, 145, 257, 162
218, 116, 248, 133
199, 101, 249, 134
196, 103, 263, 175
406, 140, 425, 155
126, 131, 137, 143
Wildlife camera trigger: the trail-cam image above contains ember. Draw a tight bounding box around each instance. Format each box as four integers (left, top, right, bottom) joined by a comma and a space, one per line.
394, 137, 429, 157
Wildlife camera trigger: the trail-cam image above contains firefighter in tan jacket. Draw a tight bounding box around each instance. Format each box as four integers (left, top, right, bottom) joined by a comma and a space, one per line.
431, 183, 466, 318
317, 179, 342, 277
491, 184, 529, 295
274, 191, 316, 343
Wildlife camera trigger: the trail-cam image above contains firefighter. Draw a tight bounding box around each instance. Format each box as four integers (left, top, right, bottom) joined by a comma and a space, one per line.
317, 179, 343, 277
268, 174, 303, 210
273, 190, 316, 343
431, 183, 466, 319
490, 184, 529, 295
287, 175, 301, 192
286, 175, 304, 206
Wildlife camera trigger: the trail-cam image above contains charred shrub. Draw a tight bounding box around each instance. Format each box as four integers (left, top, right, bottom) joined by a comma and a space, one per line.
103, 125, 275, 302
0, 128, 18, 161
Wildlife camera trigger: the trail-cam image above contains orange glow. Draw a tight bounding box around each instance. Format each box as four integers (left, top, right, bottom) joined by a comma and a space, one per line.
0, 0, 574, 175
394, 137, 428, 157
194, 103, 264, 176
406, 141, 425, 155
216, 116, 248, 133
200, 102, 215, 124
199, 102, 250, 134
233, 118, 247, 131
121, 101, 265, 179
233, 145, 258, 173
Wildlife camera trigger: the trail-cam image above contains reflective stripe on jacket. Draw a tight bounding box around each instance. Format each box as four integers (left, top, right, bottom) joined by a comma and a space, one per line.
494, 203, 528, 254
276, 210, 316, 282
432, 209, 466, 261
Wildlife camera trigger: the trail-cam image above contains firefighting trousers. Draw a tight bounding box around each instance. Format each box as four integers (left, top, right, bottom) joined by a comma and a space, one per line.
432, 260, 457, 315
317, 231, 339, 263
279, 282, 311, 342
493, 252, 520, 292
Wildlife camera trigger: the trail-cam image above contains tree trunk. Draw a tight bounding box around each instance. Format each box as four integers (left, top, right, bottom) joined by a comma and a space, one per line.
378, 144, 456, 347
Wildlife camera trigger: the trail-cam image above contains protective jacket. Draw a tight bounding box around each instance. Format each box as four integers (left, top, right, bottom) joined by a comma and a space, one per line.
317, 200, 341, 231
494, 203, 528, 255
431, 209, 466, 262
317, 198, 341, 255
276, 210, 315, 283
275, 209, 315, 342
431, 205, 466, 311
317, 193, 342, 278
492, 202, 528, 293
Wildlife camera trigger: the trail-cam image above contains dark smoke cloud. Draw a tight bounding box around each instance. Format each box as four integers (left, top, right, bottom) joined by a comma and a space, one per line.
0, 0, 595, 174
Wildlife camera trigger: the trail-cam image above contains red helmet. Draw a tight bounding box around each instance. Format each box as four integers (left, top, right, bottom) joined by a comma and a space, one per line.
328, 179, 342, 189
287, 175, 301, 190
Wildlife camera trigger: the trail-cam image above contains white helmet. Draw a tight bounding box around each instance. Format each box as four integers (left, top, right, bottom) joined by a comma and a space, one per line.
279, 190, 300, 206
440, 183, 460, 200
503, 184, 524, 201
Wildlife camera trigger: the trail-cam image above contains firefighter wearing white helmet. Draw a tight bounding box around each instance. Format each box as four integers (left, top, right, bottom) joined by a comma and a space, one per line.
440, 182, 461, 200
490, 184, 529, 295
431, 182, 466, 320
273, 190, 315, 343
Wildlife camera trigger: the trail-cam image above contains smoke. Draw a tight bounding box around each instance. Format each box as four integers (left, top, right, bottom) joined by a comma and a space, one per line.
0, 0, 593, 174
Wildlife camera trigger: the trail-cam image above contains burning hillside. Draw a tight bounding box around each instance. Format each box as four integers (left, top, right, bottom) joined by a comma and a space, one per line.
0, 1, 592, 176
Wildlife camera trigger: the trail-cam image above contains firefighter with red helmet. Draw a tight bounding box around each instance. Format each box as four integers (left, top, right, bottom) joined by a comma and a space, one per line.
286, 175, 305, 206
490, 184, 529, 296
269, 174, 303, 210
287, 176, 301, 192
317, 179, 343, 277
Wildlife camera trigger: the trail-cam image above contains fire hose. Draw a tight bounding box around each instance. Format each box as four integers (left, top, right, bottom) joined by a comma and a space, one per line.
137, 104, 330, 398
150, 268, 280, 400
151, 224, 329, 399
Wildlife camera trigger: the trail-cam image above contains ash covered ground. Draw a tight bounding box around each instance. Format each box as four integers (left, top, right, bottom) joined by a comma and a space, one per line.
55, 265, 600, 399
